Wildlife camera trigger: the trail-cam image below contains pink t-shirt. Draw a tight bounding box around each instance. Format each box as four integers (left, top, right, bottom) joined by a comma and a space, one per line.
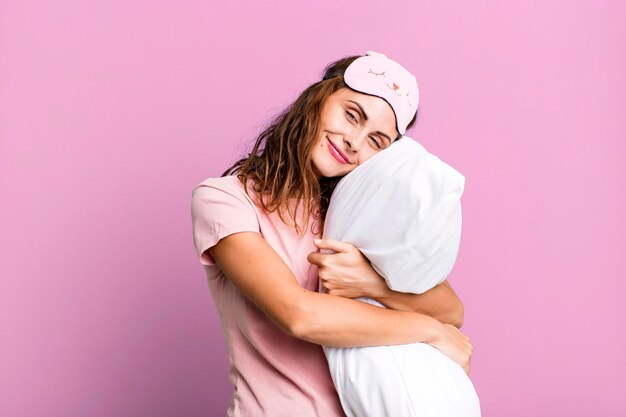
190, 175, 345, 417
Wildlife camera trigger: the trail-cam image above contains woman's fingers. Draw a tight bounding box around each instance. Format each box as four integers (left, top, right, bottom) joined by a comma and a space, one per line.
438, 324, 473, 374
307, 249, 340, 267
313, 238, 355, 254
447, 325, 473, 351
307, 251, 324, 266
445, 324, 471, 343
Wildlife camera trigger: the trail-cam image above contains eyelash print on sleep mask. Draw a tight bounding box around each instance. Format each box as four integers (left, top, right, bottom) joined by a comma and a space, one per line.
343, 50, 420, 136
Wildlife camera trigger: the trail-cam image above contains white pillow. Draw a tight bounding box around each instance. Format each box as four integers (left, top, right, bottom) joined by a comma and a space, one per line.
322, 136, 465, 294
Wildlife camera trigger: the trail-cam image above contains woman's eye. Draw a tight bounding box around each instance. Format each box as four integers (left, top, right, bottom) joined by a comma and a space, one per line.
370, 137, 382, 149
345, 110, 380, 149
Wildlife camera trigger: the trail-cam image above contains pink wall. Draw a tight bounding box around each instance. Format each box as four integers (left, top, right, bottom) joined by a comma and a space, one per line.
1, 1, 624, 416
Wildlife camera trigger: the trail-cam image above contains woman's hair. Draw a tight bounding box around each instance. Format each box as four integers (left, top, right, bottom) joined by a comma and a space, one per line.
222, 54, 419, 236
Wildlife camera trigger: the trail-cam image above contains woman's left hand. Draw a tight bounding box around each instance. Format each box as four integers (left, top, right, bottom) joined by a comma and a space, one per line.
307, 238, 391, 299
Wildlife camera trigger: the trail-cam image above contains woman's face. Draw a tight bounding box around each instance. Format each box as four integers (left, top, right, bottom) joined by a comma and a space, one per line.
311, 87, 399, 179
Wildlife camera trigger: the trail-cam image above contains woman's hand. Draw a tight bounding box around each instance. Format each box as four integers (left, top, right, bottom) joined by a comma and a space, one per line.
431, 323, 473, 375
307, 238, 473, 373
307, 238, 391, 299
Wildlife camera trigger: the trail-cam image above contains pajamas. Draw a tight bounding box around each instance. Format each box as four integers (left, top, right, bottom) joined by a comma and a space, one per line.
191, 175, 345, 417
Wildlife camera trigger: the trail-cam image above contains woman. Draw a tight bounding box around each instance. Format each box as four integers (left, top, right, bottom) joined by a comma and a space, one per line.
190, 51, 472, 417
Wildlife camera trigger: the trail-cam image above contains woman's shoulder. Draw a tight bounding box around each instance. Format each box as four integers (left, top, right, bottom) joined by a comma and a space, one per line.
195, 174, 243, 189
194, 175, 247, 194
191, 175, 262, 266
192, 175, 258, 207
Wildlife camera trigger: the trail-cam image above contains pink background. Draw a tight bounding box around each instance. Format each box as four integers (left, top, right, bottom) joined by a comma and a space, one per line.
1, 1, 625, 416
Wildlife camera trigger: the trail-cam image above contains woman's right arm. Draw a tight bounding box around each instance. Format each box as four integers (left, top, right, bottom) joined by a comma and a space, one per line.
208, 231, 472, 371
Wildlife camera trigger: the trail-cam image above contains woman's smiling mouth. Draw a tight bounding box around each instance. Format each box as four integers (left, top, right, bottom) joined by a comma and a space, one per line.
326, 136, 350, 164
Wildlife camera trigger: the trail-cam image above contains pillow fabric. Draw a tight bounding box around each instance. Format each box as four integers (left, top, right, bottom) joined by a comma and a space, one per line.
322, 136, 465, 294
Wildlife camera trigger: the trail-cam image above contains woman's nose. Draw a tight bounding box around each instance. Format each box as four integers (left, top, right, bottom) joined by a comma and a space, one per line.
344, 131, 367, 152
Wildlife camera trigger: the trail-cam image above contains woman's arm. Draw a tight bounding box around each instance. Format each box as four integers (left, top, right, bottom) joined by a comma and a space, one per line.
310, 238, 464, 328
208, 231, 472, 372
375, 280, 464, 328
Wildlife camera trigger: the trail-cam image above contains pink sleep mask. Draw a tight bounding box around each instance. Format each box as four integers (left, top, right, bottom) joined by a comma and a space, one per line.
343, 50, 419, 136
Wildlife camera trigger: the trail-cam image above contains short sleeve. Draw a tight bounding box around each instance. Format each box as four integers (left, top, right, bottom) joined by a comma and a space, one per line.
191, 178, 261, 266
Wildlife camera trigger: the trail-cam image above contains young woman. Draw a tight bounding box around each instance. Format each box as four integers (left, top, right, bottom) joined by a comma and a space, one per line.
191, 51, 473, 417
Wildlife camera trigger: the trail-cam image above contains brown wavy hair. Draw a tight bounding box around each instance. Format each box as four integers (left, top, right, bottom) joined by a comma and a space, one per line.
222, 54, 419, 236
